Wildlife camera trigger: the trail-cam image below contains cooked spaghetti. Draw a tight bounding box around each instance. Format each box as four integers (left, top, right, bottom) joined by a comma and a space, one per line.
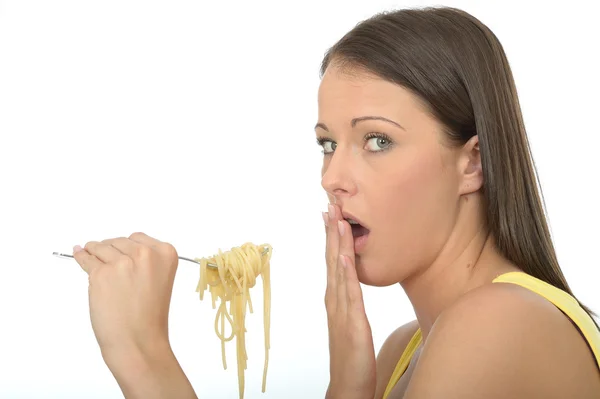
195, 242, 272, 399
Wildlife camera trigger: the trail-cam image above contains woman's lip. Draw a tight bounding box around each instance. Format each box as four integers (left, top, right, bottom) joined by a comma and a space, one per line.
341, 210, 368, 229
354, 232, 369, 253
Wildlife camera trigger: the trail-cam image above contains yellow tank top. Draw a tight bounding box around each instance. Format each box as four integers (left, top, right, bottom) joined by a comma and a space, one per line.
382, 271, 600, 399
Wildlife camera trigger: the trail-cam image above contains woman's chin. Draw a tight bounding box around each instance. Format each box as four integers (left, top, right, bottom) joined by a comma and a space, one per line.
355, 257, 397, 287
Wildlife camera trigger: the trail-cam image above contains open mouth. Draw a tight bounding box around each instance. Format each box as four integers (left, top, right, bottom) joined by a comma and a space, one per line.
345, 218, 370, 238
343, 214, 371, 253
340, 210, 371, 252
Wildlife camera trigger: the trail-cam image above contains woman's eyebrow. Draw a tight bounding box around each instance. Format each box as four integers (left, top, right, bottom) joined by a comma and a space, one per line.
351, 116, 405, 130
314, 115, 405, 132
315, 123, 329, 132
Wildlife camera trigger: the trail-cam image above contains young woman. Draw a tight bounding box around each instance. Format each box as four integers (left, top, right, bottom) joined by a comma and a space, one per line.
318, 6, 600, 399
72, 5, 599, 399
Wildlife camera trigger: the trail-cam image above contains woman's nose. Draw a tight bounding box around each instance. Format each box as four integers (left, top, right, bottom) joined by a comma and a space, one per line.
321, 149, 357, 199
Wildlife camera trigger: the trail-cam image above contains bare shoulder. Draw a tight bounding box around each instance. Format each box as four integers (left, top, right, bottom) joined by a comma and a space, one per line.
374, 319, 420, 399
403, 282, 600, 399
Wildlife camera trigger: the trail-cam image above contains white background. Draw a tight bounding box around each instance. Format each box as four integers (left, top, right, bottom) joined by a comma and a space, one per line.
0, 0, 598, 398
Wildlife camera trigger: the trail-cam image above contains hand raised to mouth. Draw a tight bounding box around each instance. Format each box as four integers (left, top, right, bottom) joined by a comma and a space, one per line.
322, 203, 376, 399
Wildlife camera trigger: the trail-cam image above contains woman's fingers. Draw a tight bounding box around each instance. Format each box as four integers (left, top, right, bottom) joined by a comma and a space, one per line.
336, 217, 356, 274
72, 246, 104, 275
342, 252, 366, 313
83, 240, 128, 264
100, 237, 147, 262
75, 234, 155, 275
336, 219, 350, 314
325, 203, 367, 317
129, 232, 179, 269
335, 218, 364, 311
325, 204, 340, 285
325, 203, 342, 314
326, 204, 340, 268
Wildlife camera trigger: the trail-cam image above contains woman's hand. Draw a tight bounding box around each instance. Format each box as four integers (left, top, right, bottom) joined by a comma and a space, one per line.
323, 204, 377, 399
73, 232, 177, 357
72, 232, 197, 399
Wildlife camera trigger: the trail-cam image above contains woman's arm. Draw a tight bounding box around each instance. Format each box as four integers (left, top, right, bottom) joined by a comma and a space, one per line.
105, 341, 197, 399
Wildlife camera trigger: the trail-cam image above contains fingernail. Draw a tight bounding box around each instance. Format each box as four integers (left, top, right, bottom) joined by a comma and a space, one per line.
322, 212, 328, 226
339, 254, 347, 268
73, 245, 83, 254
338, 220, 345, 236
328, 204, 335, 220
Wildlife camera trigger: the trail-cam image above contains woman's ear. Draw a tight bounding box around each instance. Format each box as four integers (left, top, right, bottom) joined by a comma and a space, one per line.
458, 135, 483, 195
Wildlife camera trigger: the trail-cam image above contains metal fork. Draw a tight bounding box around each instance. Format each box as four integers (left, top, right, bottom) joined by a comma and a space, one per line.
52, 247, 270, 269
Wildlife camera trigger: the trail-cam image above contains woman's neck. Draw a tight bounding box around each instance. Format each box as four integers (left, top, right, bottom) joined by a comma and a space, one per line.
400, 224, 520, 341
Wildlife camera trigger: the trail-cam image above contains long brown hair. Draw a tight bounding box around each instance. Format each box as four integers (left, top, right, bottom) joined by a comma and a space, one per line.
320, 6, 598, 327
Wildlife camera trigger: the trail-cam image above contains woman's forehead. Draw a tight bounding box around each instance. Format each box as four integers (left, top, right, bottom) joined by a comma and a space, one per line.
318, 68, 420, 110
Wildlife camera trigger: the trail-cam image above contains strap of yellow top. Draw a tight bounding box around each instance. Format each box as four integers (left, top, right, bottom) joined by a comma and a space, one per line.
382, 328, 422, 399
492, 271, 600, 368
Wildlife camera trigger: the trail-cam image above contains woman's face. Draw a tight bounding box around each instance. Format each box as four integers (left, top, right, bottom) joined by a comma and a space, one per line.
317, 65, 464, 286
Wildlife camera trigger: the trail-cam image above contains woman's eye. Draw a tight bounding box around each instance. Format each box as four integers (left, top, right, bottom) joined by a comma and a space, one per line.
365, 136, 392, 151
322, 141, 337, 154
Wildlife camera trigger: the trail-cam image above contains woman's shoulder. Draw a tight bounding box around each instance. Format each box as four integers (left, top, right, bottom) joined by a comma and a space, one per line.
403, 282, 600, 398
374, 319, 420, 398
